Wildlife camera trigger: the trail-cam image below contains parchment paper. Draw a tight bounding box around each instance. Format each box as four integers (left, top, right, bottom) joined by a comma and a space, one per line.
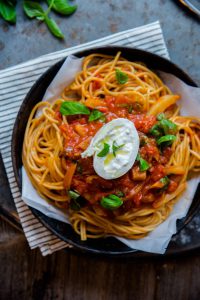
22, 55, 200, 254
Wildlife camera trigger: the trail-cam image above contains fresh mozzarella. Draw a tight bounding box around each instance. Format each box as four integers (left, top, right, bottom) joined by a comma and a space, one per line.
81, 118, 139, 179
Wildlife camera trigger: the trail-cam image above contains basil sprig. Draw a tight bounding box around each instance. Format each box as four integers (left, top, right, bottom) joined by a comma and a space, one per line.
0, 0, 16, 23
112, 141, 124, 157
0, 0, 78, 39
115, 69, 128, 84
60, 101, 90, 115
89, 109, 104, 122
97, 143, 110, 157
100, 194, 123, 210
136, 154, 150, 172
23, 1, 66, 39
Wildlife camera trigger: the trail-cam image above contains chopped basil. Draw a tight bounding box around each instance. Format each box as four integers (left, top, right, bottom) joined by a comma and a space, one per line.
112, 141, 125, 157
160, 176, 170, 190
157, 113, 165, 121
68, 190, 86, 211
60, 101, 90, 116
157, 134, 176, 146
68, 190, 80, 200
149, 117, 177, 137
136, 154, 150, 172
97, 143, 110, 157
89, 109, 104, 122
128, 104, 133, 113
100, 194, 123, 210
115, 69, 128, 84
160, 119, 177, 135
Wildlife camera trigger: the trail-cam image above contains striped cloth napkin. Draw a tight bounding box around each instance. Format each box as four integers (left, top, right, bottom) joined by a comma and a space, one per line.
0, 21, 169, 256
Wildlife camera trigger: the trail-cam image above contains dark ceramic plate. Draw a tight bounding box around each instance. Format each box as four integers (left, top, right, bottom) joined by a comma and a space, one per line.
11, 46, 200, 256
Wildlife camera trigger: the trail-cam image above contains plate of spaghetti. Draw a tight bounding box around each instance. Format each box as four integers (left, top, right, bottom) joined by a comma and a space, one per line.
12, 47, 200, 255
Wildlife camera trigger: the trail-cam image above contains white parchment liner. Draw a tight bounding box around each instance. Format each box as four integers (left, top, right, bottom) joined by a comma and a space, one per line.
22, 55, 200, 254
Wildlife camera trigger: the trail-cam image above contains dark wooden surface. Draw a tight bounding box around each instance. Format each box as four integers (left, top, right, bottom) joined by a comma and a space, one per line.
0, 0, 200, 299
0, 218, 200, 300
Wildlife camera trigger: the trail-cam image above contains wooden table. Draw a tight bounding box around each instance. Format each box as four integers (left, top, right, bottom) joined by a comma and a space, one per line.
0, 1, 200, 299
1, 218, 200, 299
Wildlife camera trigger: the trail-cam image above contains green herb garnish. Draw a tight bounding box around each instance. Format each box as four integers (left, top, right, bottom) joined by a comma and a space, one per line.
136, 154, 150, 172
97, 143, 110, 157
60, 101, 90, 116
0, 0, 77, 39
100, 194, 123, 210
157, 134, 176, 146
89, 109, 104, 122
112, 141, 125, 157
149, 117, 177, 137
160, 176, 170, 190
68, 190, 86, 211
157, 113, 165, 121
115, 69, 128, 84
46, 0, 77, 15
0, 0, 16, 23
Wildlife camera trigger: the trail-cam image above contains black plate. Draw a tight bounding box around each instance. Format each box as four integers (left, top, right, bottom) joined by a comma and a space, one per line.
11, 46, 200, 256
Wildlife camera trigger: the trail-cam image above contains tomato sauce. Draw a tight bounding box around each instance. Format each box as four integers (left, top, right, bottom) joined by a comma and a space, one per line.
57, 95, 177, 210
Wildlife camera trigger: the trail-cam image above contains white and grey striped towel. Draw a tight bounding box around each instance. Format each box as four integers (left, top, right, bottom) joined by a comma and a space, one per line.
0, 21, 169, 256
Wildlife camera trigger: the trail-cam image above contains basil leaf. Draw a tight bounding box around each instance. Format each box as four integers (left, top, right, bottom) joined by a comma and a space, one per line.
89, 109, 104, 122
68, 190, 86, 211
149, 123, 163, 137
149, 118, 177, 137
0, 0, 16, 23
160, 176, 170, 190
100, 194, 123, 210
60, 101, 90, 115
115, 69, 128, 84
157, 134, 176, 146
23, 1, 45, 19
160, 119, 177, 135
136, 154, 150, 171
46, 0, 77, 15
97, 143, 110, 157
139, 157, 149, 171
157, 113, 165, 121
112, 141, 124, 157
44, 16, 64, 39
68, 190, 80, 200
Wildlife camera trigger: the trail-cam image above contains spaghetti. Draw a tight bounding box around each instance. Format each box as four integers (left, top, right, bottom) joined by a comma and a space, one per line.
23, 52, 200, 240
